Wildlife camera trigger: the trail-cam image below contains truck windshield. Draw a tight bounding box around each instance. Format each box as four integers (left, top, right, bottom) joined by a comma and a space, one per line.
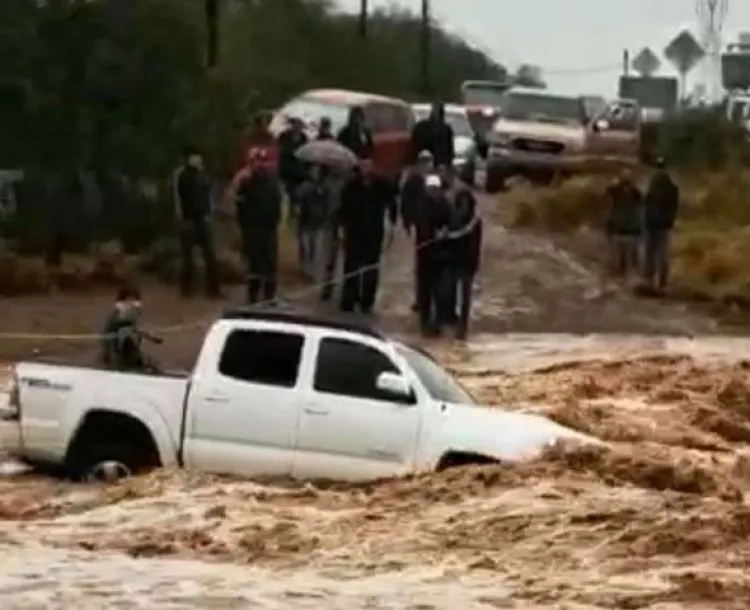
461, 84, 508, 108
397, 344, 474, 405
501, 92, 585, 125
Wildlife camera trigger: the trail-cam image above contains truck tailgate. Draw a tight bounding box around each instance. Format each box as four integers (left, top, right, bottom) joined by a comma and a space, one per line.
14, 362, 190, 466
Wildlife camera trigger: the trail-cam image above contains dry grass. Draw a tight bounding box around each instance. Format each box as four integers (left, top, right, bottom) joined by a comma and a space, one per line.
0, 223, 299, 296
506, 169, 750, 308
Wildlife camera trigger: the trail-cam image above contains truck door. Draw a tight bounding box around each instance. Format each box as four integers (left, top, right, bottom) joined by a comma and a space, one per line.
589, 100, 641, 167
292, 334, 421, 481
182, 327, 305, 478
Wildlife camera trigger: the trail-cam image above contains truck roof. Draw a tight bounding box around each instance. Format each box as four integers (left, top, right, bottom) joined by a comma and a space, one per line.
221, 308, 384, 339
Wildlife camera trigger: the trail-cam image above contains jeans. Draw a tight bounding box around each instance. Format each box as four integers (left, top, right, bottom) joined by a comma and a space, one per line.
320, 225, 341, 300
608, 233, 639, 278
643, 230, 670, 289
179, 221, 219, 297
442, 268, 474, 336
242, 228, 278, 304
297, 226, 324, 279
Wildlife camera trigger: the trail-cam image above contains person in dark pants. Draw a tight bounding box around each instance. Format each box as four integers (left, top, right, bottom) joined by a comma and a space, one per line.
643, 158, 679, 294
235, 148, 283, 305
295, 164, 330, 280
278, 116, 308, 218
174, 147, 220, 298
445, 188, 482, 340
401, 150, 434, 312
338, 161, 397, 314
317, 116, 334, 140
605, 167, 643, 281
337, 106, 374, 160
409, 101, 455, 168
415, 174, 452, 337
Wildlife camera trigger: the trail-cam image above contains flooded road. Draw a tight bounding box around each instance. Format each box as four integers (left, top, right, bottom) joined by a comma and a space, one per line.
3, 333, 750, 608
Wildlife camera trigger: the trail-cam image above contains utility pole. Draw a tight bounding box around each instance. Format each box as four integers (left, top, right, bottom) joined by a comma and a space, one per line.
359, 0, 368, 38
206, 0, 218, 67
622, 49, 630, 76
420, 0, 430, 96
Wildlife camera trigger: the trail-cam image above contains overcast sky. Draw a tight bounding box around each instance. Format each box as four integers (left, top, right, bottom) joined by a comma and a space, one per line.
335, 0, 749, 96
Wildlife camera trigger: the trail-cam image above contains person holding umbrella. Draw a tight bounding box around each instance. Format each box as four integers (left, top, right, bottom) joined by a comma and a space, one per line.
337, 160, 397, 314
294, 137, 359, 301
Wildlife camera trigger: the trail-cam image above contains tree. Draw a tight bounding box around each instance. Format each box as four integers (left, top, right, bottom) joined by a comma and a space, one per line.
513, 64, 546, 88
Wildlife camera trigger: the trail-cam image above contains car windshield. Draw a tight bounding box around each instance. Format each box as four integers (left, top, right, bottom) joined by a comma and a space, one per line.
412, 108, 473, 138
462, 85, 507, 107
501, 92, 585, 125
279, 98, 351, 132
397, 344, 474, 405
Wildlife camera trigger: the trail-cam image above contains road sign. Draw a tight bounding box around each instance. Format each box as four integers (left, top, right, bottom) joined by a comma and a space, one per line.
632, 47, 660, 76
618, 76, 678, 114
664, 30, 704, 74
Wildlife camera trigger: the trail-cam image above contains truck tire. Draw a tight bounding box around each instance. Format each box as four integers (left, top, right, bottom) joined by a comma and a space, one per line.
70, 441, 154, 483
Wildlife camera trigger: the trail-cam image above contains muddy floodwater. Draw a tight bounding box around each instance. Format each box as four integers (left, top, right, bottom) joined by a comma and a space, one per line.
3, 333, 750, 609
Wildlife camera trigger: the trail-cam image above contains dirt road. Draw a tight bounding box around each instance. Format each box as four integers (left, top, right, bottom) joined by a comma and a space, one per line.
1, 193, 748, 608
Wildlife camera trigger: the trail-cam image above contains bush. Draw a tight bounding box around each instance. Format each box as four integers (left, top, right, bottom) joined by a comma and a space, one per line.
507, 167, 750, 308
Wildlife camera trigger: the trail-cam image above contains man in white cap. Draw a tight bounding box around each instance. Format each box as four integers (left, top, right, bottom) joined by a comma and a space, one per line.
414, 173, 451, 336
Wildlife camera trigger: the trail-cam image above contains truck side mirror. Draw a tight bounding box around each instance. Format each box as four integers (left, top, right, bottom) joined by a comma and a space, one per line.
375, 371, 415, 403
593, 118, 609, 132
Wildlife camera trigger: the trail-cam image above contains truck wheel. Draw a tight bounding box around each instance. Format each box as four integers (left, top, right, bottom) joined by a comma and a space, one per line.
485, 167, 506, 193
69, 441, 157, 483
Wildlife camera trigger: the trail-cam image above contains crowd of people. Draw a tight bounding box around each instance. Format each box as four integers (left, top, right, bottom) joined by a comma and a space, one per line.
171, 101, 482, 342
605, 158, 680, 295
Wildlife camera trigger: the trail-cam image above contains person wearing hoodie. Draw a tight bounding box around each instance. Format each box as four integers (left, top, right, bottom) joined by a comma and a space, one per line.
445, 186, 482, 340
605, 166, 643, 280
642, 158, 679, 293
409, 101, 455, 168
415, 174, 452, 337
337, 106, 374, 160
235, 148, 283, 304
337, 160, 397, 314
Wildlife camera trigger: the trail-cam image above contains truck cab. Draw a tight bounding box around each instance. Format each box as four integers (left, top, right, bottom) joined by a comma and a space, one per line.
1, 310, 594, 482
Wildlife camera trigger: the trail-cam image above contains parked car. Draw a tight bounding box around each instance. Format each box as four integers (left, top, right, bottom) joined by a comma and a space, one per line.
0, 310, 594, 483
411, 103, 479, 184
485, 87, 641, 192
269, 88, 414, 183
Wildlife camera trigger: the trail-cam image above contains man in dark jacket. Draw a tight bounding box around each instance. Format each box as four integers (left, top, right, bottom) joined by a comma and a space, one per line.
642, 158, 679, 293
415, 174, 452, 336
410, 102, 455, 168
605, 167, 643, 279
338, 161, 397, 314
174, 146, 220, 298
445, 188, 482, 340
400, 150, 433, 311
235, 148, 283, 304
277, 116, 308, 216
337, 106, 374, 160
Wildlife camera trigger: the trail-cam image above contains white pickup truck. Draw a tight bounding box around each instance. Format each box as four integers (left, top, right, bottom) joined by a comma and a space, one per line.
0, 310, 594, 482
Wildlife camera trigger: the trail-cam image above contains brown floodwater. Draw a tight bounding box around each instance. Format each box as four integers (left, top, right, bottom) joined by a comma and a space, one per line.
3, 333, 750, 609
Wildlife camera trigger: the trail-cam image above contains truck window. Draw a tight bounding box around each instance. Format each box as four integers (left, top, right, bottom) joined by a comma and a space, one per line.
314, 337, 399, 401
218, 329, 303, 388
